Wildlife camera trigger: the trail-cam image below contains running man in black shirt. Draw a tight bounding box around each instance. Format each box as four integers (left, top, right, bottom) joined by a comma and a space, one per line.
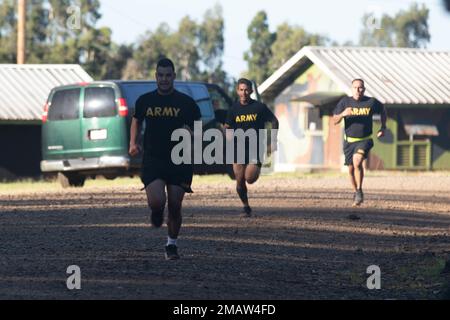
224, 78, 279, 217
333, 79, 387, 206
129, 58, 201, 260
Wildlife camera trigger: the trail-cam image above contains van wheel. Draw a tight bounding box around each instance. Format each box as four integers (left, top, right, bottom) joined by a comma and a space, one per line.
58, 172, 86, 188
103, 174, 117, 181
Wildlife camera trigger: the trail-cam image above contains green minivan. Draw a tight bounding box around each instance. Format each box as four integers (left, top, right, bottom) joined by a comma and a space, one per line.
41, 81, 233, 187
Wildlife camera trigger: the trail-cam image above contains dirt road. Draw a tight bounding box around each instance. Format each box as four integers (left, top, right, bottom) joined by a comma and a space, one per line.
0, 173, 449, 300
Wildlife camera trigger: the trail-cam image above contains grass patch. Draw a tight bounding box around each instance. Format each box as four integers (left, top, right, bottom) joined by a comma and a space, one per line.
421, 257, 446, 279
392, 256, 448, 298
0, 179, 61, 193
0, 172, 346, 194
0, 176, 142, 195
193, 174, 233, 184
397, 256, 446, 280
1, 170, 449, 195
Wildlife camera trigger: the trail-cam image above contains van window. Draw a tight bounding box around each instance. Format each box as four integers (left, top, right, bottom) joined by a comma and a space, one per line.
174, 84, 190, 97
188, 85, 214, 119
208, 87, 230, 124
121, 82, 214, 119
121, 83, 157, 108
208, 88, 229, 111
48, 89, 80, 121
84, 87, 117, 118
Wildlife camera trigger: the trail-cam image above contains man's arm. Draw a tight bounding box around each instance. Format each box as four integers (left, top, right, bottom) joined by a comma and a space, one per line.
264, 106, 279, 152
377, 104, 387, 138
222, 123, 235, 142
266, 110, 279, 130
223, 108, 234, 137
333, 107, 353, 125
129, 118, 142, 157
186, 99, 202, 136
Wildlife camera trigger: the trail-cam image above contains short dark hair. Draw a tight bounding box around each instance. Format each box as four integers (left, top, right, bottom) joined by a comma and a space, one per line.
157, 58, 175, 72
352, 78, 365, 86
237, 78, 253, 88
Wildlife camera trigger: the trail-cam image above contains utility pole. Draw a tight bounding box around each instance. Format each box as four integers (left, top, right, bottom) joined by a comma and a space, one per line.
17, 0, 26, 64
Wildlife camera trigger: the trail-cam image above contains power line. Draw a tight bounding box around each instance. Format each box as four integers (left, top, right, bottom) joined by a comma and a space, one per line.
101, 2, 152, 29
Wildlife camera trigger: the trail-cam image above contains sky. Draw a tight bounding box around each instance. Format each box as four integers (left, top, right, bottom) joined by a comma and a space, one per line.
97, 0, 450, 78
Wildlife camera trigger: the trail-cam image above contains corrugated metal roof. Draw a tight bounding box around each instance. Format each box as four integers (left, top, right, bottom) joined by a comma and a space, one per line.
0, 64, 93, 121
258, 46, 450, 105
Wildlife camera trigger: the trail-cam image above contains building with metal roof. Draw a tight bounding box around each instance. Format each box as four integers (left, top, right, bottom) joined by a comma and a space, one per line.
258, 46, 450, 172
0, 64, 93, 180
0, 64, 93, 122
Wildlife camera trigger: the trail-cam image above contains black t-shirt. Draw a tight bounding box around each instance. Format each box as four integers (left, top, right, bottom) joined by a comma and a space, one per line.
334, 96, 384, 138
225, 99, 278, 161
225, 99, 278, 131
134, 90, 201, 162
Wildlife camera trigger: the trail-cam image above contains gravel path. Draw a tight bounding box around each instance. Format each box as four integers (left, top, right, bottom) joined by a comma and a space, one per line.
0, 173, 449, 300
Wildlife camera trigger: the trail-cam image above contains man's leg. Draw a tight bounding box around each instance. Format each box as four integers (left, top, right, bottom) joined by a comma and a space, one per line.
146, 180, 167, 228
167, 185, 185, 241
353, 153, 365, 190
164, 185, 185, 260
352, 153, 365, 206
245, 164, 262, 185
242, 164, 262, 217
344, 141, 358, 203
233, 164, 252, 216
348, 164, 357, 192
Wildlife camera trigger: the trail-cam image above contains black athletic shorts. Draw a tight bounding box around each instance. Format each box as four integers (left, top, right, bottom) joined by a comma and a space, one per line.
344, 139, 374, 166
141, 157, 194, 193
233, 145, 265, 166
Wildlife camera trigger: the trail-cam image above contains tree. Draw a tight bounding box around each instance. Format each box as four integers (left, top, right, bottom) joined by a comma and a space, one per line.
198, 4, 224, 79
172, 16, 200, 81
359, 3, 430, 48
0, 0, 115, 79
133, 23, 172, 79
131, 6, 232, 93
197, 4, 233, 94
45, 0, 114, 78
269, 23, 328, 71
444, 0, 450, 12
78, 26, 114, 79
244, 11, 275, 86
102, 44, 133, 80
243, 12, 330, 85
0, 1, 231, 86
0, 0, 17, 63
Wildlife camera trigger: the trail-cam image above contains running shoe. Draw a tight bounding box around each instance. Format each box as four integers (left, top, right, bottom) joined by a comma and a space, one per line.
353, 189, 364, 207
165, 245, 180, 260
243, 205, 252, 217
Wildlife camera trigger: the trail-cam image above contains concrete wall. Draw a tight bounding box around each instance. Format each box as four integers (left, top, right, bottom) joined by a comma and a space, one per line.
272, 64, 342, 172
432, 109, 450, 170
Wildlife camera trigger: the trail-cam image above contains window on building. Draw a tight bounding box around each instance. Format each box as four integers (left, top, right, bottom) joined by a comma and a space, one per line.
306, 105, 323, 131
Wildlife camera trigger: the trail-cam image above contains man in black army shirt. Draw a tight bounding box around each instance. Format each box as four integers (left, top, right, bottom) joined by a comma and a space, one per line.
224, 78, 279, 217
334, 79, 387, 207
129, 58, 201, 260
